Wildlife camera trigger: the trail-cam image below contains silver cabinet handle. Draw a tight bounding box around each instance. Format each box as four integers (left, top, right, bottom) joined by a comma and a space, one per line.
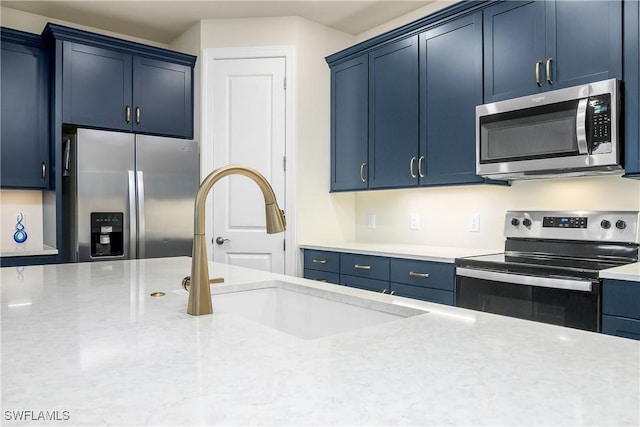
535, 60, 543, 87
354, 264, 371, 270
312, 259, 328, 264
41, 162, 46, 181
576, 98, 589, 154
135, 107, 141, 124
410, 156, 417, 179
360, 162, 367, 183
390, 290, 396, 295
545, 57, 553, 85
409, 271, 429, 278
125, 105, 131, 123
418, 155, 425, 178
381, 289, 387, 293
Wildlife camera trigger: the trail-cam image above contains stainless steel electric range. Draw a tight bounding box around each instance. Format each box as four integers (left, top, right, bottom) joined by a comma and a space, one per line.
455, 211, 640, 332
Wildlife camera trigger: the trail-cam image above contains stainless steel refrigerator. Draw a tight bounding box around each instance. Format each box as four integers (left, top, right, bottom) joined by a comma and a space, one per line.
62, 127, 199, 262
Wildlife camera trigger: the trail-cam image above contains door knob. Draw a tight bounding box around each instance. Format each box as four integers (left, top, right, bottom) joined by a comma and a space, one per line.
215, 236, 230, 245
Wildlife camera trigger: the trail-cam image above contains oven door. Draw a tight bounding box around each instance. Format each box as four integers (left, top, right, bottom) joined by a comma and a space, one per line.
455, 268, 600, 332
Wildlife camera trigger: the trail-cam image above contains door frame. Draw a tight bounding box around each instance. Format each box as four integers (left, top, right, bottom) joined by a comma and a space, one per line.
201, 46, 297, 276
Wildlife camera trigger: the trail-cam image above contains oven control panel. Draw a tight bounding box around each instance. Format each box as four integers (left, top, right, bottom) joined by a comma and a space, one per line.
542, 216, 588, 228
504, 211, 640, 243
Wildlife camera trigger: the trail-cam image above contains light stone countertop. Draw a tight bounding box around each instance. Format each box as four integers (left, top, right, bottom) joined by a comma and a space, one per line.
600, 262, 640, 282
1, 257, 639, 426
0, 243, 58, 258
299, 242, 501, 263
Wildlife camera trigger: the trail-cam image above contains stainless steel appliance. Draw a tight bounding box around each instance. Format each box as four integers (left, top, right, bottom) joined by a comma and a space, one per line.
476, 79, 622, 180
455, 211, 639, 332
62, 128, 199, 262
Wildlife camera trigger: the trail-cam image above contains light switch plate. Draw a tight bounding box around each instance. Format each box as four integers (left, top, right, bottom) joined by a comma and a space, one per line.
367, 213, 376, 229
469, 212, 480, 232
410, 213, 421, 230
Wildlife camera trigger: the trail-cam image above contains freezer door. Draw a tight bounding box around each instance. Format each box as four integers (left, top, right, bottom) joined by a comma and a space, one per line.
135, 135, 199, 258
75, 128, 135, 262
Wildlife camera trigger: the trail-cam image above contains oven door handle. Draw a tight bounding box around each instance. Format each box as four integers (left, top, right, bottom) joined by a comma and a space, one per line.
456, 267, 593, 292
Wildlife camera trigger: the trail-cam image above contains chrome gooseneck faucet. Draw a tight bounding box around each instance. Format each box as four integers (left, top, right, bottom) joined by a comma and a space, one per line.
186, 164, 286, 316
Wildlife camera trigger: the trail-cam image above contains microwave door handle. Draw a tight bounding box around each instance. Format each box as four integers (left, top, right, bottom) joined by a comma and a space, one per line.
576, 98, 589, 154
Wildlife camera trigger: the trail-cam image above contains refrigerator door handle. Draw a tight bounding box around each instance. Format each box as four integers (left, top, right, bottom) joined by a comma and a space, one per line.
137, 170, 146, 259
128, 170, 137, 258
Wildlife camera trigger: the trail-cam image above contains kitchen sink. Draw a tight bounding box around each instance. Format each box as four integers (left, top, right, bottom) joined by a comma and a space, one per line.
210, 281, 423, 339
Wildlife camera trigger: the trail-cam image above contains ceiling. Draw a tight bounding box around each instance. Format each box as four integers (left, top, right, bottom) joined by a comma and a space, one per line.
2, 1, 435, 44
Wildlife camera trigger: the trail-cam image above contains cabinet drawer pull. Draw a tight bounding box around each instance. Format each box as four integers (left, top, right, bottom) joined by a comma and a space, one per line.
409, 271, 429, 278
360, 162, 367, 183
418, 155, 425, 178
545, 57, 553, 85
381, 289, 387, 293
312, 259, 327, 264
125, 105, 131, 123
535, 60, 543, 87
41, 162, 46, 181
390, 290, 396, 295
354, 264, 371, 270
135, 107, 141, 124
314, 279, 328, 283
410, 156, 417, 179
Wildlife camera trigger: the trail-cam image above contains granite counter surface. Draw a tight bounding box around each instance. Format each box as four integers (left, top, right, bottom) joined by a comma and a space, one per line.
1, 257, 638, 426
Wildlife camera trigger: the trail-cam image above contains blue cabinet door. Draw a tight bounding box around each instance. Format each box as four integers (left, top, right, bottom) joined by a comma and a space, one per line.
549, 1, 621, 90
330, 55, 369, 191
133, 56, 193, 138
623, 0, 640, 177
368, 35, 419, 189
1, 29, 49, 189
419, 13, 483, 186
62, 42, 133, 131
483, 1, 545, 102
484, 1, 622, 103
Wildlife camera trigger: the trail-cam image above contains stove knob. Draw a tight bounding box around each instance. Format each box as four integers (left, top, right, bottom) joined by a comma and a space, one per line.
616, 220, 627, 230
522, 218, 532, 227
511, 218, 520, 226
600, 219, 611, 229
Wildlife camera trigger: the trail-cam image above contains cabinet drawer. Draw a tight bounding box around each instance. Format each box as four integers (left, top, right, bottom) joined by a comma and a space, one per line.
340, 275, 388, 293
340, 253, 390, 281
303, 269, 339, 285
390, 258, 454, 291
602, 314, 640, 341
390, 282, 454, 306
304, 250, 340, 273
602, 279, 640, 319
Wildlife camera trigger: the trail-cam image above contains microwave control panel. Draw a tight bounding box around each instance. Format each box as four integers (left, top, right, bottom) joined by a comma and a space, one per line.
587, 94, 612, 151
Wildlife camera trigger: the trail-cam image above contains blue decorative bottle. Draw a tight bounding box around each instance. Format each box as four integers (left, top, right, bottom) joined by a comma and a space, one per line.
13, 212, 28, 244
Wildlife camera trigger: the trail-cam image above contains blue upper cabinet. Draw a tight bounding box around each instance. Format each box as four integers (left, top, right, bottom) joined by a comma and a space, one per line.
133, 57, 192, 137
62, 43, 132, 132
1, 28, 50, 189
368, 36, 419, 189
330, 55, 369, 191
419, 13, 483, 186
623, 0, 640, 178
45, 24, 196, 139
484, 0, 622, 102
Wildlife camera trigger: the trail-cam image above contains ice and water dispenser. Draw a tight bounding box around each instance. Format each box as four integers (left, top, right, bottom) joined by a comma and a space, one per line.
90, 212, 124, 257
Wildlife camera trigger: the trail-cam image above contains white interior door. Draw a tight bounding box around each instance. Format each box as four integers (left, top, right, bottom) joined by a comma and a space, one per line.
210, 56, 286, 273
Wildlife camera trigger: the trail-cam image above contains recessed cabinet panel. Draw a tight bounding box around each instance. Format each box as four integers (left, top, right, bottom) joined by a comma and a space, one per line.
330, 55, 369, 191
420, 13, 483, 186
62, 42, 132, 131
368, 36, 419, 189
1, 30, 49, 189
133, 57, 192, 137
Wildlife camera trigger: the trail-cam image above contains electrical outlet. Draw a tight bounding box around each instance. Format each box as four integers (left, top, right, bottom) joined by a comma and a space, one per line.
410, 213, 421, 230
469, 212, 480, 232
367, 213, 376, 229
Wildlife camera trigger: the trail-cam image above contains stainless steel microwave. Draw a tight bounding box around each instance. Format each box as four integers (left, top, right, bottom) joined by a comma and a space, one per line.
476, 79, 622, 180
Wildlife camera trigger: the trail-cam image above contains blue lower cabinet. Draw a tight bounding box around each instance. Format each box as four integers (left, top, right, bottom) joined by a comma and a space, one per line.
303, 250, 340, 273
390, 282, 454, 305
340, 274, 388, 293
602, 315, 640, 340
303, 269, 339, 285
389, 258, 454, 291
